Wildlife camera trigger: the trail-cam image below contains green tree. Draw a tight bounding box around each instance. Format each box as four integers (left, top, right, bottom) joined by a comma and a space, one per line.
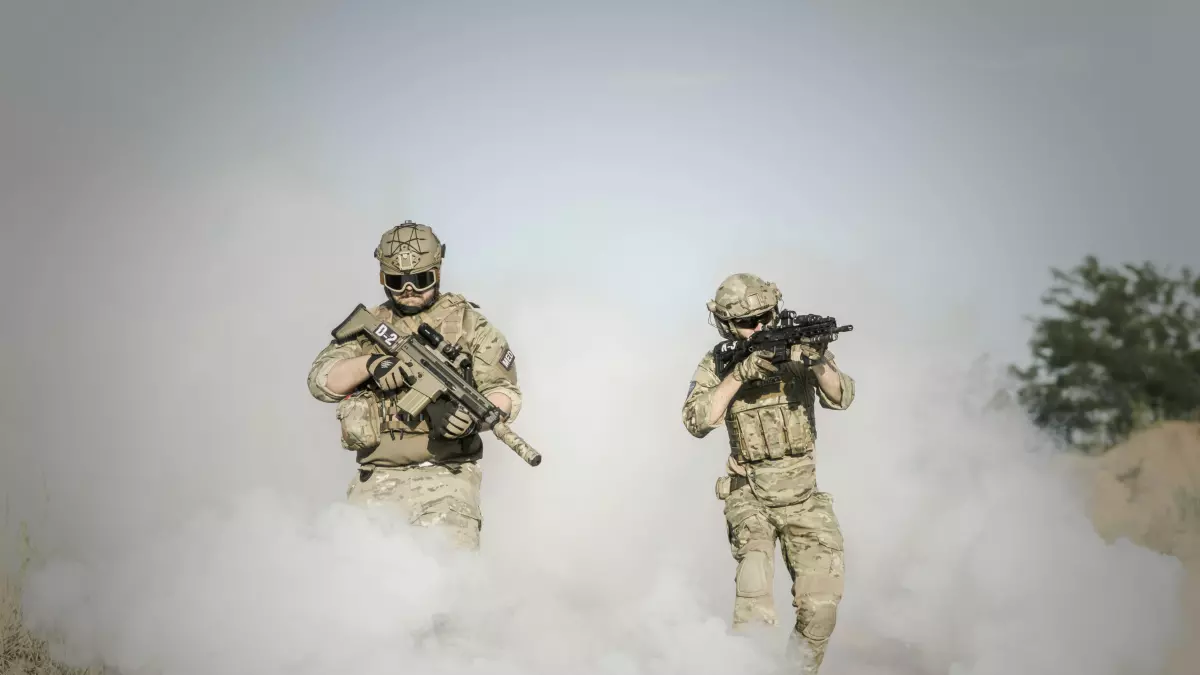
1009, 255, 1200, 453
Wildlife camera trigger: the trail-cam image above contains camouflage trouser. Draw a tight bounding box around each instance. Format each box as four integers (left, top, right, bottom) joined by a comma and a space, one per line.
346, 462, 483, 551
723, 482, 845, 674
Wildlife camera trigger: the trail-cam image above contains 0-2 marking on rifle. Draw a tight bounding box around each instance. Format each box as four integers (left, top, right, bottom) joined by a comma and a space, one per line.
373, 322, 401, 347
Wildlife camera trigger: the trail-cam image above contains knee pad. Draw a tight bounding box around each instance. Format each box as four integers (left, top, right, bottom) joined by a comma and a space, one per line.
796, 593, 839, 641
736, 549, 773, 598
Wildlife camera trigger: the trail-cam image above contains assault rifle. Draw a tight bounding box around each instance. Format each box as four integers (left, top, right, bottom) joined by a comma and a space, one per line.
331, 304, 543, 467
712, 309, 853, 378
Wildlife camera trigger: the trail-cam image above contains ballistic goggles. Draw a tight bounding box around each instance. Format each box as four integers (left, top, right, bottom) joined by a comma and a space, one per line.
381, 268, 439, 293
729, 308, 777, 330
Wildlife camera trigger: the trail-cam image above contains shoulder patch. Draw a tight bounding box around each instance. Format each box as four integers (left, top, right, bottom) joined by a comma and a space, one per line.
499, 347, 515, 370
687, 381, 697, 397
470, 302, 480, 308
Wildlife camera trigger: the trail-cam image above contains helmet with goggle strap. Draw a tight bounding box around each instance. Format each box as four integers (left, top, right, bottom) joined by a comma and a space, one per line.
374, 220, 445, 293
706, 273, 782, 337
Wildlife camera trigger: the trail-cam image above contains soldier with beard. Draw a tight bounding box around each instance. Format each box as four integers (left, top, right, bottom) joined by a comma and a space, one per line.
307, 221, 522, 550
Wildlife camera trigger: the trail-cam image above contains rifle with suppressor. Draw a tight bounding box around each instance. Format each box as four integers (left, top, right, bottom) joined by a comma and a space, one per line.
331, 304, 542, 467
712, 309, 853, 378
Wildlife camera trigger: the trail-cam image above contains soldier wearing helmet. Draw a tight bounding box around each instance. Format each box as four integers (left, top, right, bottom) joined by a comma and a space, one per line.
682, 273, 856, 674
306, 221, 522, 551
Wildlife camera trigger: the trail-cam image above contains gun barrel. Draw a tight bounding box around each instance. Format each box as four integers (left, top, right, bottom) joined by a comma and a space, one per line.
492, 421, 542, 466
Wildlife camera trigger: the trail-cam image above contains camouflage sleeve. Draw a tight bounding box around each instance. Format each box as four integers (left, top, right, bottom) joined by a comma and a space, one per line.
682, 352, 724, 438
463, 309, 523, 421
306, 338, 365, 403
814, 349, 855, 410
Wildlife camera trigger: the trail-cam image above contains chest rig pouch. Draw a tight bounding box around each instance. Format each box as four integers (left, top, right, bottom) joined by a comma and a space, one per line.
724, 368, 818, 464
335, 389, 383, 452
334, 301, 471, 452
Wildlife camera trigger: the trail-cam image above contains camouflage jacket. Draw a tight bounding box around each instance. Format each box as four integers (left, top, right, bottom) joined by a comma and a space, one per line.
682, 348, 854, 504
308, 292, 521, 468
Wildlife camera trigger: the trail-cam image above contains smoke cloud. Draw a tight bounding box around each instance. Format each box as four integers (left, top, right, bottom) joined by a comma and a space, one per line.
9, 184, 1187, 673
3, 1, 1194, 674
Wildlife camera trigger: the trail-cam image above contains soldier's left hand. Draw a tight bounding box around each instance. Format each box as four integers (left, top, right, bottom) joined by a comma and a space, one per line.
789, 343, 826, 368
442, 404, 478, 439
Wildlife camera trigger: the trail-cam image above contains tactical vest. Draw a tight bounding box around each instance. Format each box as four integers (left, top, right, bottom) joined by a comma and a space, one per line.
724, 366, 818, 464
339, 293, 482, 468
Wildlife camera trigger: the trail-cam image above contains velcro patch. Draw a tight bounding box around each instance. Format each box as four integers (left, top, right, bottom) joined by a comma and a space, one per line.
686, 381, 697, 397
499, 348, 515, 370
371, 356, 397, 375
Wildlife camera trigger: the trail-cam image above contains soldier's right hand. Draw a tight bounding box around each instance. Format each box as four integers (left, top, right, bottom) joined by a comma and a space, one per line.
366, 353, 415, 391
731, 350, 778, 383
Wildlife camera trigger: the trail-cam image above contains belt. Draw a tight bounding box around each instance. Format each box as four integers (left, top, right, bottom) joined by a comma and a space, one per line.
358, 460, 466, 481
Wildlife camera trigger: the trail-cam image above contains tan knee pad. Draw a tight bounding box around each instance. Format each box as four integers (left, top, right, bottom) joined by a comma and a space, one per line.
795, 593, 839, 641
735, 549, 773, 598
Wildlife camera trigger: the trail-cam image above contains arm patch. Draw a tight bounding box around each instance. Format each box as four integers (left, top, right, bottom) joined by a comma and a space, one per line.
499, 348, 515, 370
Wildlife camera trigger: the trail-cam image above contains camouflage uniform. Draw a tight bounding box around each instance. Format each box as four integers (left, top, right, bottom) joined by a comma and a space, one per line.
682, 273, 855, 674
307, 222, 521, 551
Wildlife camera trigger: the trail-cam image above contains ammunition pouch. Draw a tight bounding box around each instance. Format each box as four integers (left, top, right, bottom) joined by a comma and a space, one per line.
715, 474, 751, 501
725, 381, 816, 464
335, 390, 383, 452
715, 475, 731, 500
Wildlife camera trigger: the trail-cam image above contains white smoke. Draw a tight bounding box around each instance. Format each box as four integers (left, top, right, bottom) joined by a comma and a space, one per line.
13, 197, 1186, 674
20, 491, 774, 675
813, 339, 1186, 675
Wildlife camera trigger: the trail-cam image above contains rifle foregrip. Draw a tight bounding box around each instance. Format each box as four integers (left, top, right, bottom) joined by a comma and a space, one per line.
491, 421, 542, 467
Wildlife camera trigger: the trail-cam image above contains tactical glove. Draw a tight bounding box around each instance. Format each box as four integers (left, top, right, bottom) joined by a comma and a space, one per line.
789, 343, 827, 368
427, 399, 478, 439
443, 404, 477, 439
366, 353, 415, 391
732, 350, 778, 382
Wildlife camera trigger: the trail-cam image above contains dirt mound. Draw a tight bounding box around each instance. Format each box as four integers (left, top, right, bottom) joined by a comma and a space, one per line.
1084, 421, 1200, 562
1071, 421, 1200, 675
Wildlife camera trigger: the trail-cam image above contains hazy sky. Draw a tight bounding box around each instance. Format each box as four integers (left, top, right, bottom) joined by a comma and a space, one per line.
3, 0, 1196, 366
2, 2, 1197, 674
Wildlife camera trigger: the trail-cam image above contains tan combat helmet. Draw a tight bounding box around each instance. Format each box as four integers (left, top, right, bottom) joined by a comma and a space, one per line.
707, 273, 782, 337
374, 220, 445, 293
